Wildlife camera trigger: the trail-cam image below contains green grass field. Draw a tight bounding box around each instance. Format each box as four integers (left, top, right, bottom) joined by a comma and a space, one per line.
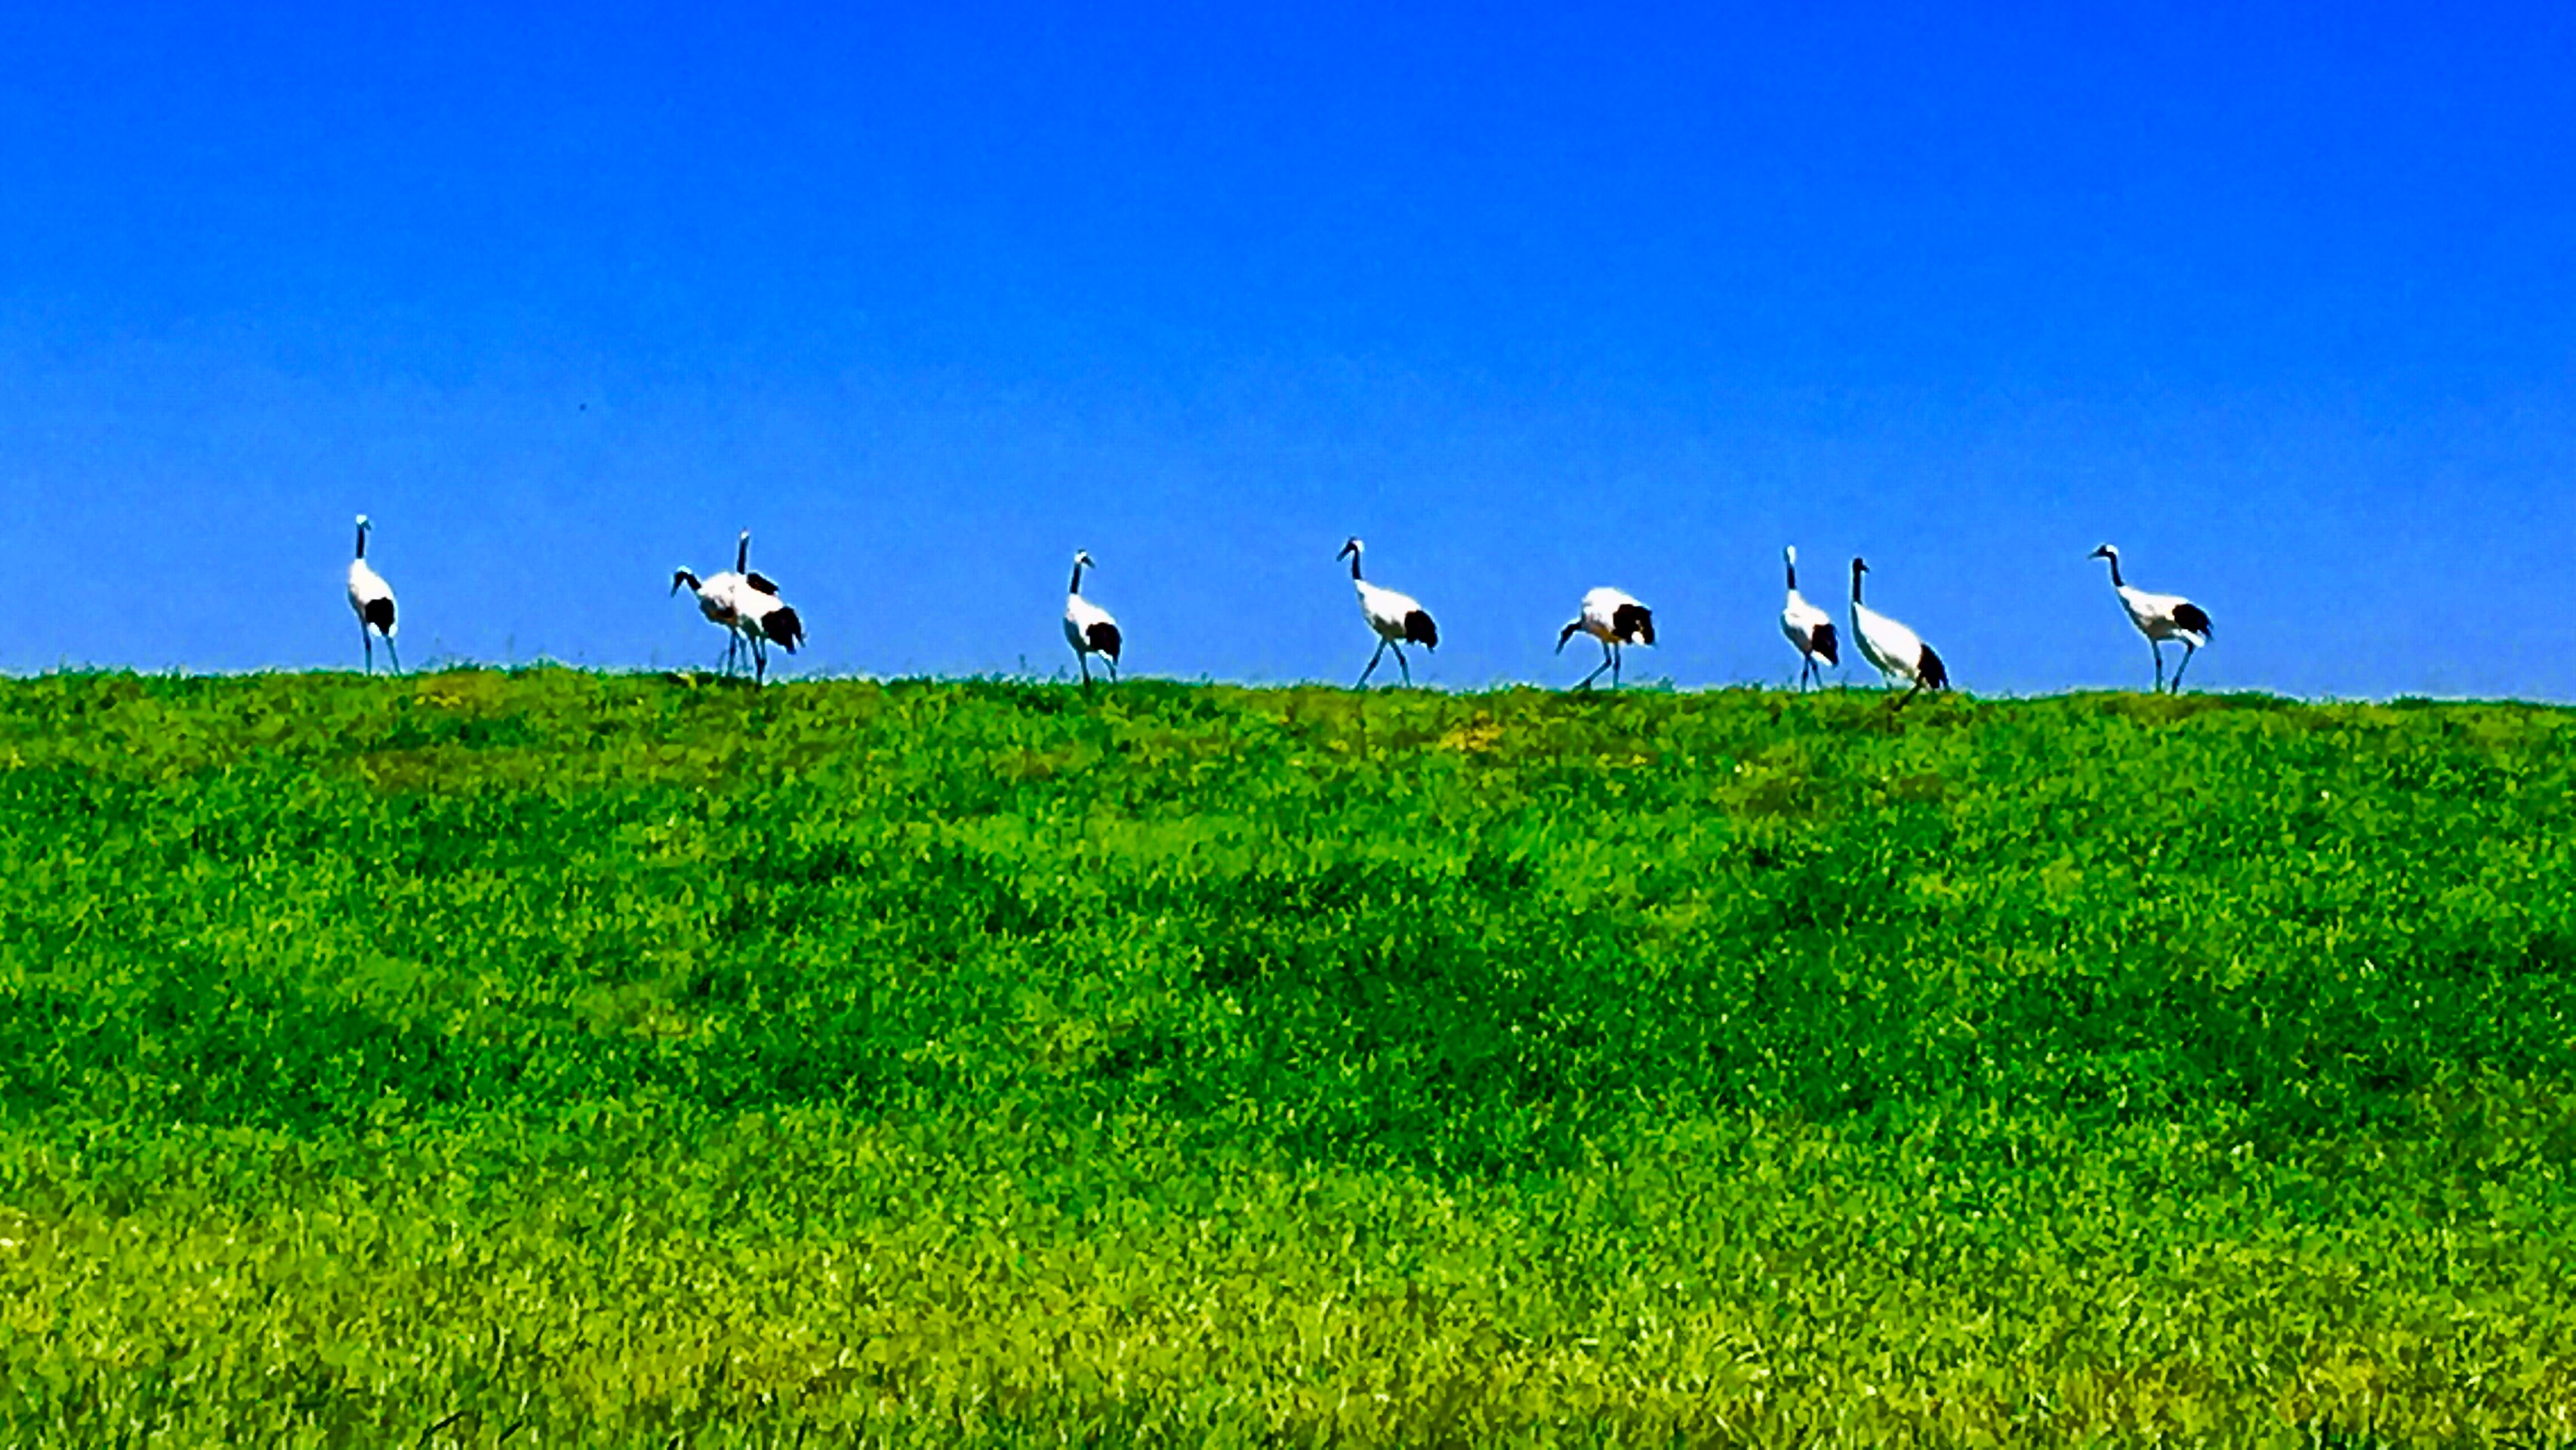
2, 672, 2572, 1445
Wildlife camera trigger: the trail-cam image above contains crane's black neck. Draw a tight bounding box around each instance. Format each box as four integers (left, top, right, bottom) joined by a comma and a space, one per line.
736, 534, 750, 573
2100, 552, 2125, 588
1785, 555, 1798, 591
355, 525, 368, 560
1068, 557, 1086, 595
1347, 551, 1363, 582
1850, 560, 1865, 605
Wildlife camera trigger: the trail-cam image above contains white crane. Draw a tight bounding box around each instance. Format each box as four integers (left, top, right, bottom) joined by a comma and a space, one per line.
670, 530, 764, 676
1779, 545, 1837, 690
1849, 556, 1948, 705
2090, 544, 2211, 693
1555, 586, 1654, 689
734, 529, 805, 684
1062, 550, 1123, 684
1336, 537, 1438, 687
347, 514, 400, 673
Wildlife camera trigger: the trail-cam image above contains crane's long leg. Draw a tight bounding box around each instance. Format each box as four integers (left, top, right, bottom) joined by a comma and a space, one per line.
1106, 656, 1118, 683
1611, 642, 1622, 688
384, 636, 401, 674
1393, 643, 1412, 686
1077, 649, 1091, 686
2173, 643, 2197, 693
2152, 640, 2165, 693
1357, 640, 1386, 688
1574, 652, 1612, 691
361, 626, 373, 675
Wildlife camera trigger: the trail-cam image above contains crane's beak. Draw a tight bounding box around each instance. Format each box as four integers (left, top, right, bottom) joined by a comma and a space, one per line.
1556, 622, 1581, 654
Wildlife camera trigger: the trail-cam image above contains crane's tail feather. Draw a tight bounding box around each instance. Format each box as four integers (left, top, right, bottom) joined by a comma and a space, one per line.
1086, 621, 1123, 661
761, 606, 805, 651
1810, 621, 1838, 665
2172, 602, 2212, 637
362, 597, 396, 635
1612, 603, 1654, 646
1403, 609, 1438, 648
1916, 643, 1949, 691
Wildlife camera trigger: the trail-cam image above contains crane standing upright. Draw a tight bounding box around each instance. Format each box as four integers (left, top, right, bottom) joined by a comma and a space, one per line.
347, 515, 400, 674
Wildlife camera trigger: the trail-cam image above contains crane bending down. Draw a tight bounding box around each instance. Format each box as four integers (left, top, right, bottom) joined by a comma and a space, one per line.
1779, 546, 1837, 690
1556, 587, 1653, 689
1338, 537, 1437, 687
2090, 544, 2211, 693
347, 515, 400, 673
1850, 556, 1949, 708
670, 532, 754, 677
1063, 551, 1123, 684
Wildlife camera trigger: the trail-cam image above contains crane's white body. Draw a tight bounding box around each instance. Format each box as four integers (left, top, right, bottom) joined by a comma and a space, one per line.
1849, 557, 1947, 704
1557, 585, 1653, 688
347, 516, 400, 673
1355, 579, 1427, 642
1063, 551, 1123, 683
1778, 546, 1836, 690
2091, 544, 2210, 693
1851, 603, 1927, 683
1338, 538, 1437, 686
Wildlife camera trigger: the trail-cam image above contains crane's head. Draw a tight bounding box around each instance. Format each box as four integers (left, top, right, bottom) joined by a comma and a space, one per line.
355, 514, 371, 531
1783, 545, 1796, 566
1555, 620, 1583, 654
2088, 543, 2119, 561
1851, 556, 1869, 575
1339, 537, 1364, 560
670, 567, 699, 596
1074, 549, 1095, 569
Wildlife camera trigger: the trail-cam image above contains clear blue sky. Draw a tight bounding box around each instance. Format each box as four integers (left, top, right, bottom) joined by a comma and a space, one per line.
4, 3, 2571, 696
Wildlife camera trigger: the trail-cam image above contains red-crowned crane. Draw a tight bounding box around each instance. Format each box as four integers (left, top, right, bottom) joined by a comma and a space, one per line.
734, 529, 805, 684
347, 515, 400, 673
1063, 550, 1123, 684
1779, 545, 1837, 690
1336, 537, 1437, 687
1850, 556, 1948, 707
670, 530, 766, 677
1555, 586, 1653, 689
2090, 544, 2211, 693
670, 528, 752, 674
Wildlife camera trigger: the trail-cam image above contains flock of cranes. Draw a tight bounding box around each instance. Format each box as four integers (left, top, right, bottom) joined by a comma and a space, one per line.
344, 516, 2215, 695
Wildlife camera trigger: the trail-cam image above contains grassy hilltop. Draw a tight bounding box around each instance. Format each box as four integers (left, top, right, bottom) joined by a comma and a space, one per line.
2, 671, 2573, 1445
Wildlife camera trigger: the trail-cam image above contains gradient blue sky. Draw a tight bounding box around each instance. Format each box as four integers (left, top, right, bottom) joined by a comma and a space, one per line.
5, 3, 2571, 695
